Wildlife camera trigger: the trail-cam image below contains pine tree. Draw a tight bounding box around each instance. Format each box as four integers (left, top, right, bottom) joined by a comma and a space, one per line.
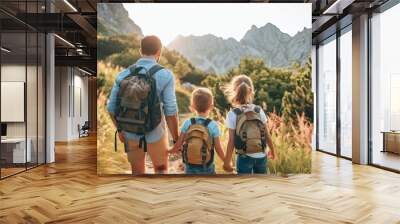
282, 58, 313, 122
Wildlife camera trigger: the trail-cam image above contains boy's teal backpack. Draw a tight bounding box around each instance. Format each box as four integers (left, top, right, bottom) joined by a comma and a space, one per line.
114, 64, 164, 152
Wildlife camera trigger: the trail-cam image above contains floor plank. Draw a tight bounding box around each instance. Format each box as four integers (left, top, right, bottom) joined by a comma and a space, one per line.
0, 135, 399, 224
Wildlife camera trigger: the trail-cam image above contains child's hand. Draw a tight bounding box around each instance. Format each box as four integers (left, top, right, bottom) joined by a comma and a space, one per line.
268, 150, 276, 160
168, 146, 181, 154
223, 162, 234, 172
118, 131, 125, 143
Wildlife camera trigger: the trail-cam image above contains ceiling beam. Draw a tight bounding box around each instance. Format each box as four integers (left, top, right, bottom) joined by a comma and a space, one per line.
323, 0, 356, 14
55, 55, 96, 71
67, 13, 97, 39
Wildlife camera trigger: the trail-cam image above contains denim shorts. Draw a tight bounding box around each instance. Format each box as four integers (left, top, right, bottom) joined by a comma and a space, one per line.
185, 164, 216, 175
236, 154, 267, 174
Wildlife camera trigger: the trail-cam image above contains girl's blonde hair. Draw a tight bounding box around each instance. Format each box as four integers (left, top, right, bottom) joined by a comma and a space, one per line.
224, 74, 254, 106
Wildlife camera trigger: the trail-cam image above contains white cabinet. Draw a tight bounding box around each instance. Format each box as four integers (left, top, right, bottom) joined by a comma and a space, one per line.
1, 138, 32, 163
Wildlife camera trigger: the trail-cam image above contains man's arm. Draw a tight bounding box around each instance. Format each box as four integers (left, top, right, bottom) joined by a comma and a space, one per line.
162, 71, 179, 142
168, 132, 185, 153
107, 70, 126, 122
166, 115, 179, 142
107, 70, 126, 142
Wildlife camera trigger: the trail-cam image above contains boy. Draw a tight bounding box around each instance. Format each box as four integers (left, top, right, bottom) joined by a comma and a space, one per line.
169, 88, 225, 174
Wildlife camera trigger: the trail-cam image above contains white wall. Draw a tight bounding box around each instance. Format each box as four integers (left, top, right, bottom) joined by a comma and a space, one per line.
1, 65, 40, 138
54, 67, 89, 141
55, 67, 69, 141
1, 63, 46, 164
1, 65, 26, 139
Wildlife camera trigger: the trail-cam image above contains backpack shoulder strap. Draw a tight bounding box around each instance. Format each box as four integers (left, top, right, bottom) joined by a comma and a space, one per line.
203, 118, 214, 145
127, 64, 136, 73
233, 107, 242, 115
128, 64, 144, 75
148, 64, 164, 77
203, 118, 212, 127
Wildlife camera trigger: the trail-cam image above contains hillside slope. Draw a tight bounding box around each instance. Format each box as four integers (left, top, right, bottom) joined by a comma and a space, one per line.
97, 3, 143, 36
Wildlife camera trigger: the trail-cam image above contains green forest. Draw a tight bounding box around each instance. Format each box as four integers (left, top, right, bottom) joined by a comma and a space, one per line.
97, 34, 313, 175
98, 34, 313, 121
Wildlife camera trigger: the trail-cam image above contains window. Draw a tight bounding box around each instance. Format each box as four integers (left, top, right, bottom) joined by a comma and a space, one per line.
318, 35, 337, 154
370, 3, 400, 171
339, 28, 352, 158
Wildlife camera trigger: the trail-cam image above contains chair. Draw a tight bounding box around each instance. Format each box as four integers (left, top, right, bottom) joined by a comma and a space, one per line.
79, 121, 90, 138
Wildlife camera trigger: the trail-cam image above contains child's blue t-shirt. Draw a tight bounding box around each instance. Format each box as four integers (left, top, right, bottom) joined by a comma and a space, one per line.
180, 117, 220, 138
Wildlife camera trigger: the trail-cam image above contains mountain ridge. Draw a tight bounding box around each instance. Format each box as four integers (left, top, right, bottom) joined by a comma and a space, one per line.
97, 3, 143, 36
168, 23, 311, 73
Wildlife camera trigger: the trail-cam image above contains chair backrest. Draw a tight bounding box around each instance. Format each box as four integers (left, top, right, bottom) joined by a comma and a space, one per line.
82, 121, 90, 129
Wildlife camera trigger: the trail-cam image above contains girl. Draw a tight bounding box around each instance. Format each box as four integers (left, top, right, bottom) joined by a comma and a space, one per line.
223, 75, 276, 174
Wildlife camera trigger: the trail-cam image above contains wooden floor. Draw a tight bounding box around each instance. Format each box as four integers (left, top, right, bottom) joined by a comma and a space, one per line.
0, 135, 400, 224
372, 150, 400, 171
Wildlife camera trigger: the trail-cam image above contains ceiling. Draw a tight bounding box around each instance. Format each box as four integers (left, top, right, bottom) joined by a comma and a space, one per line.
0, 0, 98, 74
0, 0, 394, 74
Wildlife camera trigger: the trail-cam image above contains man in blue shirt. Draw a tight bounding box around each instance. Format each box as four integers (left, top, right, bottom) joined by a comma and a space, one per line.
107, 35, 179, 174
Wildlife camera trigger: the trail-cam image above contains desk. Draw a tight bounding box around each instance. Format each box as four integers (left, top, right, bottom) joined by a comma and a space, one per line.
1, 138, 31, 163
381, 131, 400, 154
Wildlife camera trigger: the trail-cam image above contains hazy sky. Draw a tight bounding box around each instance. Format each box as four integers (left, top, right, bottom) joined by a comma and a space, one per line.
123, 3, 311, 45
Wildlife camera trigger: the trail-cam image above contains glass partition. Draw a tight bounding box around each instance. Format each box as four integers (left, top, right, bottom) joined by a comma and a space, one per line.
1, 30, 28, 177
27, 31, 38, 169
38, 32, 45, 165
0, 1, 46, 179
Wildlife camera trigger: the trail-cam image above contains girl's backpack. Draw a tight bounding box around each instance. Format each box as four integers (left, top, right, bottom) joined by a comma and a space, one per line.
182, 118, 214, 167
233, 105, 267, 154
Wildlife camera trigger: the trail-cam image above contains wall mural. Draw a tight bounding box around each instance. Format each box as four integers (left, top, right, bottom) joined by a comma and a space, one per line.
97, 3, 313, 175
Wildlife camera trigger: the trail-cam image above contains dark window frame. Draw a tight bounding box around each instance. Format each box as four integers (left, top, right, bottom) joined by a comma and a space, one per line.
315, 22, 353, 161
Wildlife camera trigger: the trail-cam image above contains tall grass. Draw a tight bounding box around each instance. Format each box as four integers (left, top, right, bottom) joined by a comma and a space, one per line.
266, 113, 312, 174
210, 108, 312, 174
97, 62, 312, 175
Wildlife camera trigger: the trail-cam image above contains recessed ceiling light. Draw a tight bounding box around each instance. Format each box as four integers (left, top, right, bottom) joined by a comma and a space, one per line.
63, 0, 78, 12
323, 0, 355, 15
78, 67, 92, 76
54, 34, 75, 48
1, 47, 11, 53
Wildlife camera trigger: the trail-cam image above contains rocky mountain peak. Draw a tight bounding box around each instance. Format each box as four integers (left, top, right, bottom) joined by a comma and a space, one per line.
97, 3, 143, 36
168, 23, 311, 74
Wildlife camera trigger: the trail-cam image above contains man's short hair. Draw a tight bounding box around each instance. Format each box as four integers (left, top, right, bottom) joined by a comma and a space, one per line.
140, 35, 162, 55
